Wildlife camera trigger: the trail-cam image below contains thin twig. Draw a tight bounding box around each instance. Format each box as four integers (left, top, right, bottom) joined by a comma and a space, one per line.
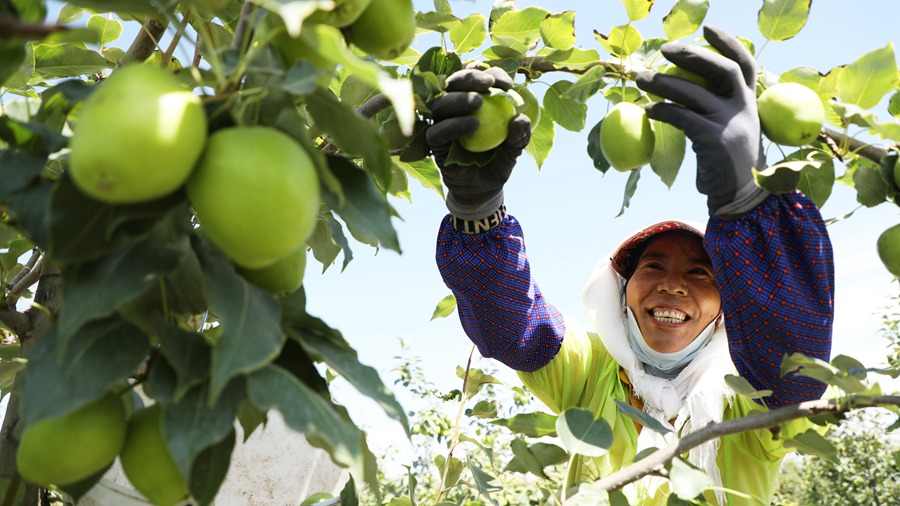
230, 0, 255, 52
117, 18, 167, 67
5, 249, 40, 293
7, 258, 43, 303
821, 127, 890, 164
562, 395, 900, 505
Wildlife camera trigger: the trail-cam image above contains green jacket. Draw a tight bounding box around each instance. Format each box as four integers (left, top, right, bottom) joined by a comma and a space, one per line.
518, 320, 812, 505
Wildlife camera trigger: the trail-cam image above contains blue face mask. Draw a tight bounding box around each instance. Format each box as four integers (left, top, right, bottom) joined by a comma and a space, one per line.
625, 307, 716, 379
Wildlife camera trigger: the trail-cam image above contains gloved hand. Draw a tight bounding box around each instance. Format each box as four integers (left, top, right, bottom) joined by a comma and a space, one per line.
427, 67, 531, 223
634, 25, 769, 217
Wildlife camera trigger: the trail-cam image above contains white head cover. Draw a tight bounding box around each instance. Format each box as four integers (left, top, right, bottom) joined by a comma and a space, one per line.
582, 220, 737, 501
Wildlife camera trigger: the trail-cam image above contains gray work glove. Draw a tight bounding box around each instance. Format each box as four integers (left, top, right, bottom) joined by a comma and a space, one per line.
426, 67, 531, 222
635, 25, 770, 217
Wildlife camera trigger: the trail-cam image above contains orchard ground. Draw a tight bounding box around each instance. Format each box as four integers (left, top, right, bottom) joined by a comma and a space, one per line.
26, 0, 900, 487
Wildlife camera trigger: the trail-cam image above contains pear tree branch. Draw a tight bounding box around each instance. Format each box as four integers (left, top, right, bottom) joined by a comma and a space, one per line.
562, 395, 900, 505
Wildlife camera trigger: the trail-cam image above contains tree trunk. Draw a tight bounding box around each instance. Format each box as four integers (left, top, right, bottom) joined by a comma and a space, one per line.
0, 263, 62, 505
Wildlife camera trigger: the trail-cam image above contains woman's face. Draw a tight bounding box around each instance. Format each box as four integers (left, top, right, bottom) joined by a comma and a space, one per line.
625, 232, 722, 353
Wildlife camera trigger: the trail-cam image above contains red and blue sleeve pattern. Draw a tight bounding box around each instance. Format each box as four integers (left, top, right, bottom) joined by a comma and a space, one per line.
436, 214, 565, 372
705, 191, 834, 408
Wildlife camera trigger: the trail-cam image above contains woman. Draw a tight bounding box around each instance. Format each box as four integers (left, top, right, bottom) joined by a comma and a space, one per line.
427, 26, 833, 505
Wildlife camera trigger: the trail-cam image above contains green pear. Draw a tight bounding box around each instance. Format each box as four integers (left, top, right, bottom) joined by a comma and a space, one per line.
599, 102, 655, 172
758, 82, 825, 147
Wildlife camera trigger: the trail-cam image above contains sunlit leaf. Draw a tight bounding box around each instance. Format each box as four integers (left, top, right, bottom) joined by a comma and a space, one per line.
431, 294, 457, 320
622, 0, 654, 21
490, 6, 550, 53
724, 374, 773, 400
556, 407, 613, 457
32, 42, 113, 80
526, 110, 555, 169
87, 14, 122, 45
504, 440, 567, 478
649, 120, 685, 188
450, 14, 487, 54
613, 399, 671, 434
543, 47, 601, 72
491, 411, 558, 437
540, 11, 576, 50
784, 428, 839, 462
758, 0, 811, 41
662, 0, 709, 40
837, 43, 899, 109
395, 158, 445, 199
434, 454, 463, 487
456, 366, 503, 397
563, 65, 606, 103
543, 80, 587, 131
670, 457, 712, 499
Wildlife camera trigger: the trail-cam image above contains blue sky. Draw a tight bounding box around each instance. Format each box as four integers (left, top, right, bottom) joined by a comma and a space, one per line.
38, 0, 900, 458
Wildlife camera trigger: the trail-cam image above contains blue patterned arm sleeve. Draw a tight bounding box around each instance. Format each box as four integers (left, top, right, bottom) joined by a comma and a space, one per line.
435, 214, 565, 372
705, 192, 834, 407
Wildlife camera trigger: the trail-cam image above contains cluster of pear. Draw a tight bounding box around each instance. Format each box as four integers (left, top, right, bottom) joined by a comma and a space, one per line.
17, 393, 189, 506
68, 63, 319, 295
599, 65, 826, 172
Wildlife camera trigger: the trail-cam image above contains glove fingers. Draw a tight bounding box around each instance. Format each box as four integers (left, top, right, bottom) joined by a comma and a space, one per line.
502, 114, 532, 150
703, 25, 756, 89
426, 116, 480, 147
634, 70, 720, 114
483, 67, 514, 90
659, 42, 745, 97
446, 69, 495, 93
644, 101, 718, 141
429, 91, 483, 120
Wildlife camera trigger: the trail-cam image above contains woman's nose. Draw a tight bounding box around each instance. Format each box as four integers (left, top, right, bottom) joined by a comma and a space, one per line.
658, 272, 687, 295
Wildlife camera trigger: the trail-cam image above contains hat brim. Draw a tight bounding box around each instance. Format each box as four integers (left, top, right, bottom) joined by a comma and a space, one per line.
610, 220, 705, 277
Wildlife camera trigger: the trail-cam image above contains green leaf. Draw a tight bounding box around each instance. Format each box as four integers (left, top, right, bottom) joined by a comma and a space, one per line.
563, 65, 607, 103
543, 80, 587, 132
20, 318, 147, 429
340, 474, 360, 506
540, 11, 576, 50
46, 175, 187, 264
607, 24, 644, 57
468, 459, 501, 505
64, 0, 163, 18
617, 169, 642, 217
613, 399, 671, 434
450, 14, 487, 54
757, 0, 811, 41
308, 212, 353, 273
586, 119, 611, 173
155, 320, 213, 403
853, 163, 891, 207
456, 366, 503, 397
189, 430, 235, 506
32, 42, 113, 80
286, 312, 409, 432
201, 241, 285, 403
889, 91, 900, 118
784, 428, 839, 462
395, 158, 445, 199
55, 240, 179, 353
490, 6, 551, 53
416, 11, 458, 33
87, 14, 122, 45
307, 88, 392, 190
0, 359, 26, 395
649, 120, 685, 188
724, 374, 773, 400
556, 407, 613, 457
504, 440, 568, 478
434, 454, 464, 487
662, 0, 709, 40
491, 411, 558, 437
837, 43, 899, 109
622, 0, 654, 21
525, 108, 555, 169
247, 364, 367, 486
431, 294, 457, 320
153, 373, 244, 478
466, 400, 498, 418
669, 457, 712, 500
323, 156, 401, 252
458, 433, 494, 464
0, 40, 30, 89
299, 23, 415, 133
543, 47, 602, 72
57, 3, 84, 23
